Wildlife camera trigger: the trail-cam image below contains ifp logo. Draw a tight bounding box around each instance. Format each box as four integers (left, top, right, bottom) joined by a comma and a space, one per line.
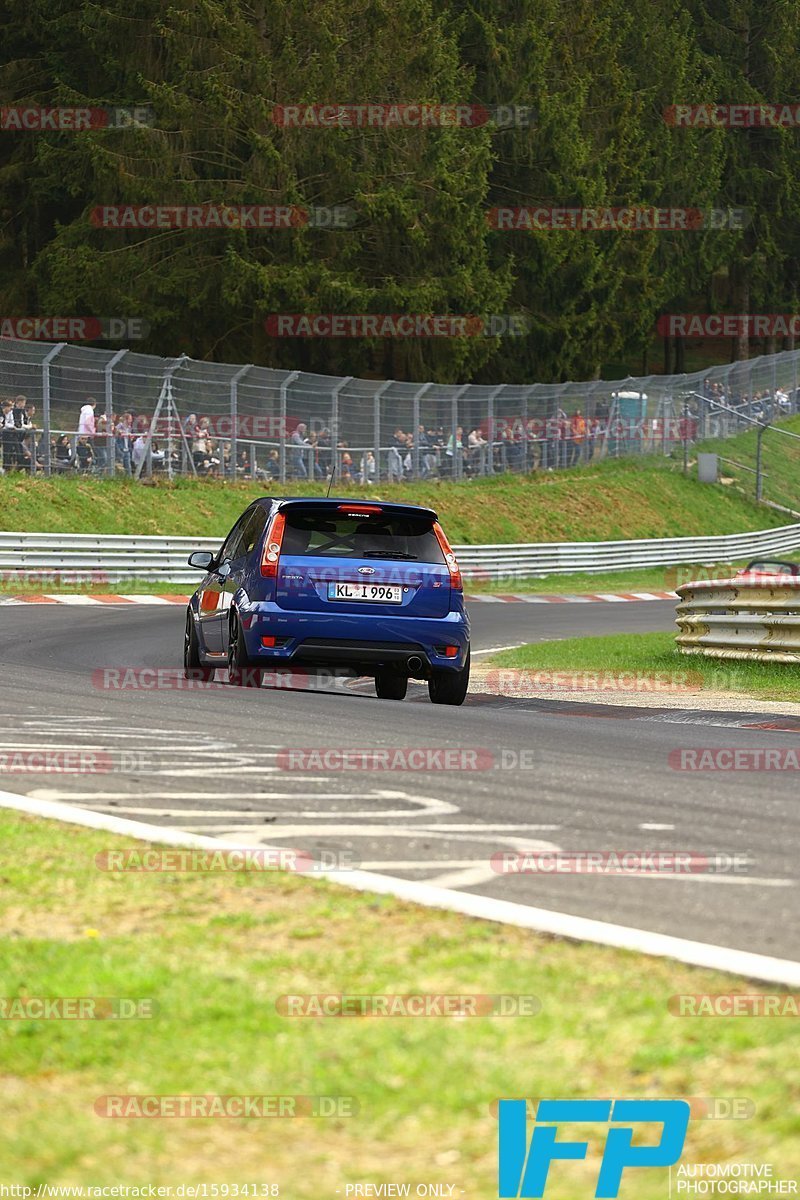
498, 1099, 690, 1197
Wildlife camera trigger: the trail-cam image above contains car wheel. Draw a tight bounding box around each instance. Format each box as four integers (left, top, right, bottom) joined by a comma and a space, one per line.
184, 611, 215, 681
428, 648, 470, 706
228, 611, 261, 688
374, 670, 408, 700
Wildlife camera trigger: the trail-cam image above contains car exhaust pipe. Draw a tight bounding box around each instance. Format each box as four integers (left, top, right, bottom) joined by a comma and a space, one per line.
407, 655, 423, 674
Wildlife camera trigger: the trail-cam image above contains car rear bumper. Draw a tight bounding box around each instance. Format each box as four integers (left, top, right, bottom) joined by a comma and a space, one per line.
240, 604, 469, 674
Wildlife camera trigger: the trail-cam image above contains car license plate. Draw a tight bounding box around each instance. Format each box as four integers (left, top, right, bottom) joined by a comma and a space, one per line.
328, 582, 403, 604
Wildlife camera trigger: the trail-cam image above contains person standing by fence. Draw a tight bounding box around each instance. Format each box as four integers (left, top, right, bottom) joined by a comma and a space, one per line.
4, 395, 31, 470
115, 411, 133, 475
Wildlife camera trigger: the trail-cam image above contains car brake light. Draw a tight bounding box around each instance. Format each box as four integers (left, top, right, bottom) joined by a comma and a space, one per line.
260, 512, 286, 578
337, 504, 383, 514
444, 645, 458, 658
433, 522, 462, 591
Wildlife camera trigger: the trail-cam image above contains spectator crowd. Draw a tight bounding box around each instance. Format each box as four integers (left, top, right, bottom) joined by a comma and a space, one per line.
3, 381, 798, 481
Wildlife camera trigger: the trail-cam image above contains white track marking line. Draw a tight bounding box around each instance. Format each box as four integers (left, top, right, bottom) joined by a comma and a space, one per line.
425, 864, 501, 889
360, 860, 492, 871
473, 644, 526, 655
150, 826, 561, 852
1, 787, 797, 987
25, 788, 459, 818
640, 822, 676, 830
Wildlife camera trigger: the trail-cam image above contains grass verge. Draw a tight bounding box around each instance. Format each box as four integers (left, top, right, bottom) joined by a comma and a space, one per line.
695, 414, 800, 515
0, 453, 792, 543
491, 631, 800, 704
0, 810, 798, 1189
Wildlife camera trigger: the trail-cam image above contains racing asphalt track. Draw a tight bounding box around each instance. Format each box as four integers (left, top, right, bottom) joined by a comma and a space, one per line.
0, 597, 798, 969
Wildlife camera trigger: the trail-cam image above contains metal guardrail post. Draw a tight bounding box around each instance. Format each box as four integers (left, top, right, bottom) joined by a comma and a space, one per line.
412, 382, 434, 478
279, 370, 299, 485
373, 380, 393, 484
755, 422, 769, 502
230, 364, 252, 480
452, 384, 470, 480
487, 384, 505, 475
331, 376, 353, 485
41, 342, 66, 477
104, 349, 128, 478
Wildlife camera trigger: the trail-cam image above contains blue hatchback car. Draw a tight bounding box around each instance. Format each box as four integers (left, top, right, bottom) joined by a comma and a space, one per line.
184, 497, 471, 704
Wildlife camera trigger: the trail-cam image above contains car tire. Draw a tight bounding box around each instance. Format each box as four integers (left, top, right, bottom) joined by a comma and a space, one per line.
184, 611, 215, 681
375, 670, 408, 700
428, 648, 470, 706
228, 611, 262, 688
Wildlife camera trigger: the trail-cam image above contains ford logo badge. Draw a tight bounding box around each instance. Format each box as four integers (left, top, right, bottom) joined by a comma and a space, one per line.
358, 566, 376, 575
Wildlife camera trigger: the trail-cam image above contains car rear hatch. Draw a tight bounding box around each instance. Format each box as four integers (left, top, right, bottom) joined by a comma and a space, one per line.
272, 500, 453, 618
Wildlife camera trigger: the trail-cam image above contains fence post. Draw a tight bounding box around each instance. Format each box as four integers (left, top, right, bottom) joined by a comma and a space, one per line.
413, 383, 433, 478
279, 370, 299, 485
487, 384, 505, 474
331, 376, 353, 484
373, 380, 393, 484
41, 342, 66, 478
452, 384, 470, 480
755, 422, 769, 502
104, 349, 128, 478
230, 364, 252, 480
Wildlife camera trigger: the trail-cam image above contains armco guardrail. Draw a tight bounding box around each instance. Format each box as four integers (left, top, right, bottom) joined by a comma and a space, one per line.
675, 575, 800, 662
2, 520, 800, 585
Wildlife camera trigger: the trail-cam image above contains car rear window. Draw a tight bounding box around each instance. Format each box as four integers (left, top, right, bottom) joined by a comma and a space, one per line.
281, 511, 446, 563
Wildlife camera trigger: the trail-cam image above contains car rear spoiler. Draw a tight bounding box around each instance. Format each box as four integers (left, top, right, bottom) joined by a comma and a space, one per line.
276, 497, 439, 522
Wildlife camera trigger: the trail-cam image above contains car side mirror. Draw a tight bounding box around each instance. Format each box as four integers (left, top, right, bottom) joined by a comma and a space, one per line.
188, 551, 214, 571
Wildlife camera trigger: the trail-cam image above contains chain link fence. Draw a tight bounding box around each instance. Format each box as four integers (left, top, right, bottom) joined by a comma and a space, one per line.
1, 336, 799, 484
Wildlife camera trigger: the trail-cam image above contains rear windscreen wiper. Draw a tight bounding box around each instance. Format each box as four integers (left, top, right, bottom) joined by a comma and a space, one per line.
362, 550, 418, 560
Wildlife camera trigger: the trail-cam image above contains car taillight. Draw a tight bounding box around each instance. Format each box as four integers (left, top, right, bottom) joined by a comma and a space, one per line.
337, 504, 383, 515
433, 522, 462, 591
260, 512, 286, 578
